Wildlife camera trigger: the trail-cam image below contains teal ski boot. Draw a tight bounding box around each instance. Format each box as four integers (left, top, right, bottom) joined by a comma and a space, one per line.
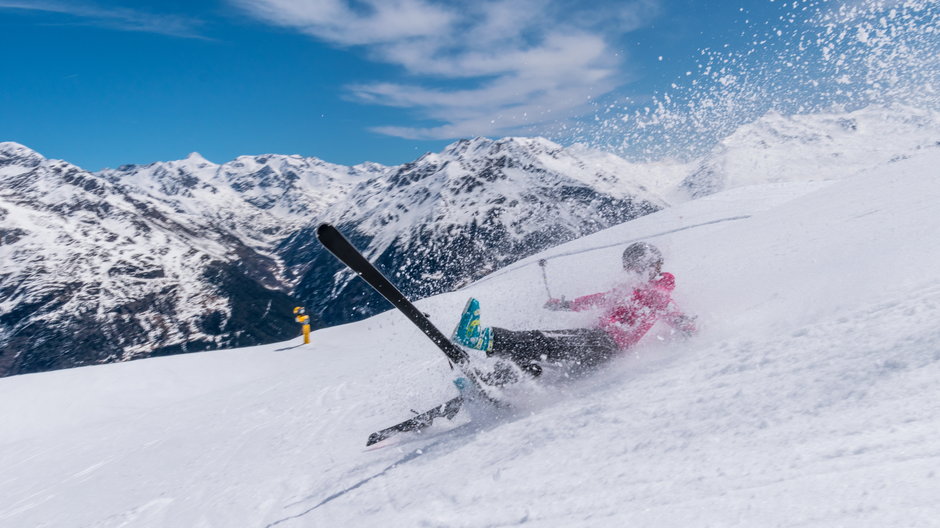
452, 297, 492, 352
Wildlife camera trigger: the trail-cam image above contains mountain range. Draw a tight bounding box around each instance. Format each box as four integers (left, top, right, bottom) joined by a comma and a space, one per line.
1, 104, 938, 377
0, 136, 669, 377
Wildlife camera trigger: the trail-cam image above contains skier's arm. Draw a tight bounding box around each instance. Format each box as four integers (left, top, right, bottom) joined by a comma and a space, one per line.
544, 291, 604, 311
568, 292, 607, 312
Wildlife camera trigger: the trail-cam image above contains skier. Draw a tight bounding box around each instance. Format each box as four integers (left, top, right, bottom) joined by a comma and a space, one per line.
452, 242, 696, 378
318, 224, 698, 444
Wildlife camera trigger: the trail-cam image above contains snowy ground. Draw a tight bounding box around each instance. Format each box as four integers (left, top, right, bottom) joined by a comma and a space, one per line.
2, 150, 940, 527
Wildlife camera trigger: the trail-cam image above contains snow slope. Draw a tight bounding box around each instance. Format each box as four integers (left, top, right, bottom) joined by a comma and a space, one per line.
2, 148, 940, 527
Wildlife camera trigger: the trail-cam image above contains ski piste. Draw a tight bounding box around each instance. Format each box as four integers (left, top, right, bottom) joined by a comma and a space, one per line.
315, 223, 503, 445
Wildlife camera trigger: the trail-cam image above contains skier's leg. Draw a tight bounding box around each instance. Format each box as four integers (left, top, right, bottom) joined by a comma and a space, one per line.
490, 327, 617, 371
539, 328, 618, 372
490, 328, 551, 363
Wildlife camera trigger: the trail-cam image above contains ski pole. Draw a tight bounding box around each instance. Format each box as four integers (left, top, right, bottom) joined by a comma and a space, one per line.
538, 259, 553, 299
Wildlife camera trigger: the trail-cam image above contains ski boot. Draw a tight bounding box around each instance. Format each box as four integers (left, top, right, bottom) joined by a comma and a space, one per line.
452, 297, 492, 352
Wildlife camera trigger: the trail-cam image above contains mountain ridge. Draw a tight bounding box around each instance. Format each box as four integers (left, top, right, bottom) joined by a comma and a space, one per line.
3, 104, 938, 376
1, 136, 669, 376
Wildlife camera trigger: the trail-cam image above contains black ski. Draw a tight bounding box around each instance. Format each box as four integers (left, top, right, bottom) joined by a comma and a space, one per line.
366, 396, 463, 446
316, 223, 469, 366
316, 224, 505, 446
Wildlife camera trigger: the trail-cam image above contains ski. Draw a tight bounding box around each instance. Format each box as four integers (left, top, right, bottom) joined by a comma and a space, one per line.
315, 224, 506, 445
366, 396, 463, 446
316, 223, 469, 365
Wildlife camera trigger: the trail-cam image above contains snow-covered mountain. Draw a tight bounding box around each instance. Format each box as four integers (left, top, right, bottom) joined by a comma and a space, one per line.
2, 141, 939, 527
0, 137, 669, 377
681, 105, 940, 197
3, 105, 937, 377
281, 136, 666, 326
1, 142, 394, 376
0, 143, 300, 376
98, 151, 385, 248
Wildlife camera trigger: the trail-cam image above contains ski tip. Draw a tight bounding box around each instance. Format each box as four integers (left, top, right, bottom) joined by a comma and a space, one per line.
315, 223, 334, 238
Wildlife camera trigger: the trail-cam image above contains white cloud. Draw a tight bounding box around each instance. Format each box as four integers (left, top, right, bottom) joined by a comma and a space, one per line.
234, 0, 661, 139
231, 0, 455, 45
0, 0, 206, 39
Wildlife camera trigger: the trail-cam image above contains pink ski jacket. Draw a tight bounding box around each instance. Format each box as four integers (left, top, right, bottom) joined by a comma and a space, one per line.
569, 272, 693, 349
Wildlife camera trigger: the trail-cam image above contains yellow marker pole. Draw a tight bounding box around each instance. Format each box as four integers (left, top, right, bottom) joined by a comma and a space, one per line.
294, 307, 311, 345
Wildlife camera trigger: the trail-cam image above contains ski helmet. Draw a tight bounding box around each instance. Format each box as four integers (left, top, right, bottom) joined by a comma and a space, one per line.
622, 242, 663, 276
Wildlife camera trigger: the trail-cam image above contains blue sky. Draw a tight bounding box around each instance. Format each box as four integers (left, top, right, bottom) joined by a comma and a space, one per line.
0, 0, 790, 170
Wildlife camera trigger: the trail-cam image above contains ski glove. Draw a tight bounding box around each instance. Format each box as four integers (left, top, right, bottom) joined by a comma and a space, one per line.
544, 298, 572, 311
670, 314, 698, 338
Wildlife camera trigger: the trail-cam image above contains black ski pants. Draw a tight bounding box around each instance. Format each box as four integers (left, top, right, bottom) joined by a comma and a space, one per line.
490, 327, 618, 371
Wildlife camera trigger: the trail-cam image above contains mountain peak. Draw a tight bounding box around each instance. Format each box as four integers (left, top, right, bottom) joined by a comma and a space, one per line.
440, 136, 562, 160
0, 141, 42, 160
499, 136, 562, 149
182, 152, 216, 167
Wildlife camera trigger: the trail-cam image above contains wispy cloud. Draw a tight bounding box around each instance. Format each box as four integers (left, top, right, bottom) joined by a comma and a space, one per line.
232, 0, 661, 139
0, 1, 206, 39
